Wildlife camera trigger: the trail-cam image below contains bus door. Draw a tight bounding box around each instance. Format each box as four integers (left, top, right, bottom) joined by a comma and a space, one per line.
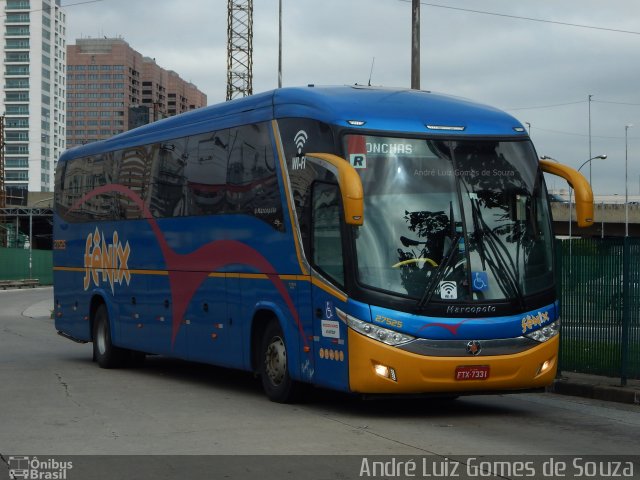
309, 168, 350, 391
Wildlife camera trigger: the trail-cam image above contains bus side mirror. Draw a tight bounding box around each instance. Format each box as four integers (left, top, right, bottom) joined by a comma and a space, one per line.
306, 153, 364, 226
539, 159, 594, 227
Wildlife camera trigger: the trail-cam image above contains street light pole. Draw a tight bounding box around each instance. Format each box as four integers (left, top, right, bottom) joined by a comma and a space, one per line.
411, 0, 420, 90
625, 124, 632, 237
572, 154, 607, 238
278, 0, 282, 88
588, 94, 593, 186
542, 154, 606, 274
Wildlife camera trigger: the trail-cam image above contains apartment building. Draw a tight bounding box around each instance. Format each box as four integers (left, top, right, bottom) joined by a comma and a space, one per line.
66, 37, 207, 148
1, 0, 66, 201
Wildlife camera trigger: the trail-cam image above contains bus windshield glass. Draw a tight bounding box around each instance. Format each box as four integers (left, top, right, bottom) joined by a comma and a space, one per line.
344, 135, 554, 303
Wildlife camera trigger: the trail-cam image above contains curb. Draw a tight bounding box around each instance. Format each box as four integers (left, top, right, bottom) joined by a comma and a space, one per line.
548, 379, 640, 405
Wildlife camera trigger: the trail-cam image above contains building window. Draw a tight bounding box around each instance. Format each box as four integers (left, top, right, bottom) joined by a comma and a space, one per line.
5, 91, 29, 102
6, 1, 31, 10
6, 13, 30, 23
6, 65, 29, 76
6, 144, 29, 155
6, 171, 29, 181
6, 38, 30, 49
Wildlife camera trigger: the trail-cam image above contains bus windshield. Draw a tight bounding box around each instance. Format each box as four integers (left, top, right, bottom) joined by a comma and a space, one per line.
344, 135, 554, 304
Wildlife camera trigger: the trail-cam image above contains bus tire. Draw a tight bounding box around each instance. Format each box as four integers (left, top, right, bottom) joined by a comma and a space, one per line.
93, 304, 127, 368
259, 320, 301, 403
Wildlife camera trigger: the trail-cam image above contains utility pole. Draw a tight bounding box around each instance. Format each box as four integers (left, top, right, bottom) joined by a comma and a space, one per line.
226, 0, 254, 100
278, 0, 282, 88
411, 0, 420, 90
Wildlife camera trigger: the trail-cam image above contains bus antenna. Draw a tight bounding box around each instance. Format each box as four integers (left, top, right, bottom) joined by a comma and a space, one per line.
367, 57, 376, 86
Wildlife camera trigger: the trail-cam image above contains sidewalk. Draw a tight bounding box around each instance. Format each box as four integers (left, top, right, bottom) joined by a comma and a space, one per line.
549, 371, 640, 405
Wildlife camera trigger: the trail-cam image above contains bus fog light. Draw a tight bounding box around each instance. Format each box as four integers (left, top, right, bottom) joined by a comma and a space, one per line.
374, 363, 397, 382
537, 359, 554, 375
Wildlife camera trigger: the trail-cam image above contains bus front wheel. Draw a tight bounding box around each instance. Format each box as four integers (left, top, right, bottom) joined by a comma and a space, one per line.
93, 304, 127, 368
259, 320, 301, 403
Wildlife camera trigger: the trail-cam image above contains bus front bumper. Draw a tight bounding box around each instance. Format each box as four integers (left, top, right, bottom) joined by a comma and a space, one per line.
348, 330, 558, 394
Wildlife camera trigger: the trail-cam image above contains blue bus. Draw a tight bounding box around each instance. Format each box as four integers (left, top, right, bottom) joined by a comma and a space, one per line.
53, 86, 593, 402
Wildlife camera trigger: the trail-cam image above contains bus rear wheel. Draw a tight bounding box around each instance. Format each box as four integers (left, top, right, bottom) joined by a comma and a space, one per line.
93, 304, 128, 368
259, 320, 301, 403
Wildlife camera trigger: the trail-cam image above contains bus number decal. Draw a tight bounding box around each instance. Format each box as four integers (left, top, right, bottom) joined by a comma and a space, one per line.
83, 227, 131, 294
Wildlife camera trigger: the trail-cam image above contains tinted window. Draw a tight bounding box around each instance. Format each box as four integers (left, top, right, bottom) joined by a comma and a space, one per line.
312, 181, 344, 286
117, 145, 151, 220
57, 122, 283, 229
57, 153, 118, 222
183, 130, 229, 216
227, 124, 283, 230
148, 137, 189, 217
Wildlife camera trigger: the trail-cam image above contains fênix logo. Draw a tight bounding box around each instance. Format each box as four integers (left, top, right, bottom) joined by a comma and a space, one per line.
83, 227, 131, 294
521, 311, 550, 334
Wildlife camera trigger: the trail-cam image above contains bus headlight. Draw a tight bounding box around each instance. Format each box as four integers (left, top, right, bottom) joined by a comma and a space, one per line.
336, 308, 415, 346
525, 321, 560, 343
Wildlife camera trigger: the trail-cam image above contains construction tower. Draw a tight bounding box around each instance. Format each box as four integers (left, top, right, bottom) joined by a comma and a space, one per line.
226, 0, 254, 100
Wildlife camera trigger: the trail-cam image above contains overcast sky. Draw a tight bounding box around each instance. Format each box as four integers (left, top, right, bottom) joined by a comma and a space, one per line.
64, 0, 640, 197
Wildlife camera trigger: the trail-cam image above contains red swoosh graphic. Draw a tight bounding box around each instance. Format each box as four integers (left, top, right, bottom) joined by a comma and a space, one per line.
418, 318, 471, 336
70, 184, 307, 349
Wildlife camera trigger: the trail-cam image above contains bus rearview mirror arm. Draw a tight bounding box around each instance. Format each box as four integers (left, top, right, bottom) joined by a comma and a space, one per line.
306, 153, 364, 226
539, 159, 594, 228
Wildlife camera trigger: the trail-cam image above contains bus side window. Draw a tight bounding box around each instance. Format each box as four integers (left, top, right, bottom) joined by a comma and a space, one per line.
311, 181, 345, 286
119, 146, 152, 220
184, 131, 229, 216
227, 123, 284, 230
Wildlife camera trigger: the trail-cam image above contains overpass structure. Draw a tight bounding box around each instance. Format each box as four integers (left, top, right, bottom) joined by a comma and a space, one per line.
551, 202, 640, 237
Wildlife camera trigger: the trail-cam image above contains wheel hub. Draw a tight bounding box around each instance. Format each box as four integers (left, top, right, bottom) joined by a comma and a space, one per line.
265, 336, 286, 385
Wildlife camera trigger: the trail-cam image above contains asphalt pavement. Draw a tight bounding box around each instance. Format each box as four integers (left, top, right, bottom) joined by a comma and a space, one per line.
16, 286, 640, 406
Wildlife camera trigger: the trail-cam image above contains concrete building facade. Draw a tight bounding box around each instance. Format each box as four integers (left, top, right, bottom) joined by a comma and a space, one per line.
66, 38, 207, 148
1, 0, 66, 201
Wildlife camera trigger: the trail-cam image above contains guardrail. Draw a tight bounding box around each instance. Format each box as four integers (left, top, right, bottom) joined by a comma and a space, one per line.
0, 279, 40, 289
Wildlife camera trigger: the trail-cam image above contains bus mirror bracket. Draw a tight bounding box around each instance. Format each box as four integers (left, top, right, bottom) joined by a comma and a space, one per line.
306, 153, 364, 226
539, 159, 594, 227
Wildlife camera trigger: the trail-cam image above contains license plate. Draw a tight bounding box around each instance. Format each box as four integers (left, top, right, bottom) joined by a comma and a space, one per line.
455, 365, 490, 381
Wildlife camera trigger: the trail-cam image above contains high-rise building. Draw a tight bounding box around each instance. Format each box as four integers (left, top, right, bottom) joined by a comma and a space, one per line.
66, 38, 207, 148
1, 0, 66, 202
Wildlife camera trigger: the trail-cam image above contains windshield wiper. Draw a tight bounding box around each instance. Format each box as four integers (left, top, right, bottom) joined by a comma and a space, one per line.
469, 198, 525, 308
417, 232, 462, 309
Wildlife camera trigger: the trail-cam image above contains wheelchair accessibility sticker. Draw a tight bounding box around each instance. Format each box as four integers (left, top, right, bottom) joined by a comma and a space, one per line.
472, 271, 489, 292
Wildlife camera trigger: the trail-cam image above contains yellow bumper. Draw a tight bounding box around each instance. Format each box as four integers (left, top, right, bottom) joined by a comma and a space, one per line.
348, 329, 558, 394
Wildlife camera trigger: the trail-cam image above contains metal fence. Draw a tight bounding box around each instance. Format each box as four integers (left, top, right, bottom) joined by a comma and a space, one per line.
0, 240, 636, 380
557, 237, 640, 382
0, 248, 53, 285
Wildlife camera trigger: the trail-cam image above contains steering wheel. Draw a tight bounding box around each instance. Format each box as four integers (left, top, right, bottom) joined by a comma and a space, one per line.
392, 257, 438, 268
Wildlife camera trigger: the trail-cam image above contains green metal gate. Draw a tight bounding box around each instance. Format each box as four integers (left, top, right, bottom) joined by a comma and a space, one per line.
557, 237, 640, 382
0, 247, 53, 285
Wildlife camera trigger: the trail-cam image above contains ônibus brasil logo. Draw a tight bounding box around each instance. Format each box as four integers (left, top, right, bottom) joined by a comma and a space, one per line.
83, 227, 131, 294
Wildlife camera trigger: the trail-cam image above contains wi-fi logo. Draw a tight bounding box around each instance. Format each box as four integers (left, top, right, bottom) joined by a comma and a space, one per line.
439, 281, 458, 300
294, 130, 308, 154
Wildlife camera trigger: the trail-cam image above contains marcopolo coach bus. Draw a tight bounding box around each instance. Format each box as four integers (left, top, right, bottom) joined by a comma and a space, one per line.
53, 85, 593, 402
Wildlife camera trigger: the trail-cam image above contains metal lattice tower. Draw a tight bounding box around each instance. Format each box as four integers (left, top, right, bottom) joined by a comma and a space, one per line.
226, 0, 254, 101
